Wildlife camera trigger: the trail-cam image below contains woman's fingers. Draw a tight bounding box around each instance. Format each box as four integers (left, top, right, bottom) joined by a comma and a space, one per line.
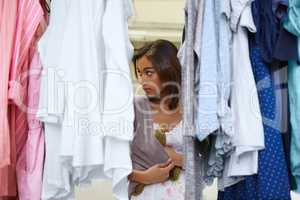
165, 160, 175, 172
164, 147, 183, 167
160, 160, 175, 174
157, 158, 172, 168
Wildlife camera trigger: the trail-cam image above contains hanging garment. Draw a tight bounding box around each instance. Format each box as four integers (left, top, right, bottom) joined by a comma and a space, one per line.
42, 123, 74, 200
0, 0, 18, 197
273, 28, 298, 63
218, 0, 265, 191
178, 0, 205, 199
204, 0, 234, 184
216, 0, 233, 141
272, 0, 298, 62
22, 9, 48, 199
7, 1, 45, 200
284, 0, 300, 36
252, 0, 298, 63
272, 0, 288, 16
38, 1, 73, 198
271, 66, 294, 188
287, 39, 300, 194
178, 0, 204, 137
38, 0, 134, 199
0, 0, 17, 168
130, 96, 185, 200
218, 38, 291, 200
195, 0, 234, 142
1, 0, 45, 198
284, 0, 300, 192
195, 0, 219, 141
37, 0, 70, 123
180, 0, 234, 186
23, 51, 45, 200
228, 0, 264, 178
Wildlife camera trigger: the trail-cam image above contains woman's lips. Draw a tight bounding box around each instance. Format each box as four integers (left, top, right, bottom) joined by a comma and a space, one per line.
143, 87, 152, 93
142, 85, 153, 92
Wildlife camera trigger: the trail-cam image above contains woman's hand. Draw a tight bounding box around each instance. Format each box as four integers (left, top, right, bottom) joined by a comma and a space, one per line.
128, 159, 175, 185
164, 146, 183, 167
144, 159, 175, 184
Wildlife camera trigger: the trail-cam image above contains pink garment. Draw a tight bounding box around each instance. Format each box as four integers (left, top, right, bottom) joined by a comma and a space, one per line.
17, 51, 45, 200
0, 0, 18, 169
0, 0, 18, 197
20, 15, 47, 200
2, 0, 45, 199
8, 0, 44, 105
1, 0, 45, 198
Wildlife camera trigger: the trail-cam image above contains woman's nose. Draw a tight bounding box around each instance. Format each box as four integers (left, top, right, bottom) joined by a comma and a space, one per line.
138, 74, 149, 83
137, 75, 143, 83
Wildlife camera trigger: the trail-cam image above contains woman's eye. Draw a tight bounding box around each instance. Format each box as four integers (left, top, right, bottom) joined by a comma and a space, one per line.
145, 71, 154, 76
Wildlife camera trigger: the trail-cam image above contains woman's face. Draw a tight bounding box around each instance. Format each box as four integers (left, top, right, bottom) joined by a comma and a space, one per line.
136, 56, 162, 98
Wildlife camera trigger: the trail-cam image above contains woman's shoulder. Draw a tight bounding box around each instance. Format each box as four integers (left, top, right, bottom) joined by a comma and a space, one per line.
134, 95, 149, 109
134, 95, 148, 104
133, 96, 152, 133
133, 95, 152, 119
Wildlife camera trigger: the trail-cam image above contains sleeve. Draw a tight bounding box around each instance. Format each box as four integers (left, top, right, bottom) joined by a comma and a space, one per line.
102, 1, 134, 199
230, 0, 255, 32
102, 0, 135, 141
239, 1, 257, 33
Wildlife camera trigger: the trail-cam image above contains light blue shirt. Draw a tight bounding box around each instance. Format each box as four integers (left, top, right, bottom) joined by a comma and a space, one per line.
284, 0, 300, 193
196, 0, 234, 184
196, 0, 219, 142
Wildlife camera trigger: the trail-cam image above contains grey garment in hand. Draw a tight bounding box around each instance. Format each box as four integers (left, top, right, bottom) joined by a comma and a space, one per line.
128, 96, 169, 197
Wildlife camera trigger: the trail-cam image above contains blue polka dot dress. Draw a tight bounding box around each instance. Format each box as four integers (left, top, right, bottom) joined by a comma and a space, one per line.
217, 40, 291, 200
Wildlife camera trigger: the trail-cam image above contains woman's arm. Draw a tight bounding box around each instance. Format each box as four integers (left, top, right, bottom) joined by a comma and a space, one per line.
164, 147, 183, 168
128, 170, 149, 184
128, 159, 175, 184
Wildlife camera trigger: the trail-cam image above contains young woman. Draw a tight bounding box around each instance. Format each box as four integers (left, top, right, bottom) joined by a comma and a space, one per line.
128, 40, 185, 200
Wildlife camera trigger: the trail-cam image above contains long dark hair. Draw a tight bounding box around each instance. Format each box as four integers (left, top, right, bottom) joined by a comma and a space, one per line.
132, 40, 181, 110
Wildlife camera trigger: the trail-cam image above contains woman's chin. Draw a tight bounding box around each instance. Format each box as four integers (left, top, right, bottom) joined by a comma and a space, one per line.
144, 90, 154, 96
146, 95, 160, 102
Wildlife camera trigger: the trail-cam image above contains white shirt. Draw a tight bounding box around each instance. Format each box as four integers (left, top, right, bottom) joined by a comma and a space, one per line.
219, 1, 265, 190
38, 0, 134, 199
